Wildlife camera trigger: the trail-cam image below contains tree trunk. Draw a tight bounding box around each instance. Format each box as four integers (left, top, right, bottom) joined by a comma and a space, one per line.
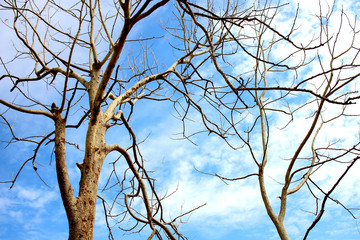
258, 168, 290, 240
54, 109, 108, 240
67, 196, 97, 240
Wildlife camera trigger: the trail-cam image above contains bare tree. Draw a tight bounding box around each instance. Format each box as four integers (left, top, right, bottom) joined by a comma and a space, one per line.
166, 0, 360, 239
1, 0, 360, 239
0, 0, 215, 239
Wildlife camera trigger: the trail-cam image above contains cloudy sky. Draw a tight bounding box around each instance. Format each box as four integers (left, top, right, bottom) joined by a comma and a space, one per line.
0, 0, 360, 240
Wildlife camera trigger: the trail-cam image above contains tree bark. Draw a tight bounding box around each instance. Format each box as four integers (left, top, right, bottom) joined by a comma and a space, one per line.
54, 106, 108, 239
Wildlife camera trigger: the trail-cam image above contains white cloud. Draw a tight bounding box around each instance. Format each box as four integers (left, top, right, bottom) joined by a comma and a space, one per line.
17, 186, 58, 209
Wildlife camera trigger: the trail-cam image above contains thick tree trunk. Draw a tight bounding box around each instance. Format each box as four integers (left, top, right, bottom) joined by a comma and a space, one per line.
54, 108, 108, 240
67, 196, 97, 240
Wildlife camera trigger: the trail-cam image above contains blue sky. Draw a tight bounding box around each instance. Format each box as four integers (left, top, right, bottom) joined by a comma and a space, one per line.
1, 0, 360, 240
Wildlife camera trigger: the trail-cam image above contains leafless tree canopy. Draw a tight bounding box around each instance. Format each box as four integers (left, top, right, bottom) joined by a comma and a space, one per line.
169, 1, 360, 239
0, 0, 359, 239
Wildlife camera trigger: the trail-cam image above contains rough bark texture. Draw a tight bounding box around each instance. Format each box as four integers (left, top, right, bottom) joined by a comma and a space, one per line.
62, 119, 108, 239
54, 68, 108, 239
